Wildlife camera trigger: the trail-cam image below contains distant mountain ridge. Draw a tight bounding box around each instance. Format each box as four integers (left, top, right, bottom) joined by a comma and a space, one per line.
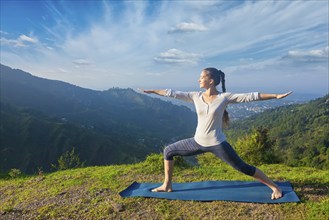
0, 64, 196, 173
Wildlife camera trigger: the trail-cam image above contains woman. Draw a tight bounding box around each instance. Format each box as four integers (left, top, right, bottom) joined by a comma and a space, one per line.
142, 67, 292, 200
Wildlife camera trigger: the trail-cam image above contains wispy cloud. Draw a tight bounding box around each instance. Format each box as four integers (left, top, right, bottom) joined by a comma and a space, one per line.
168, 22, 207, 34
154, 48, 202, 64
285, 47, 329, 62
19, 35, 38, 44
0, 30, 9, 35
0, 0, 328, 93
226, 46, 329, 73
58, 68, 68, 73
73, 59, 93, 66
1, 34, 38, 47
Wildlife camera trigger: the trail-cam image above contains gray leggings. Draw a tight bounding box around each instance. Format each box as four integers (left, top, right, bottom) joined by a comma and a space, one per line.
164, 138, 256, 176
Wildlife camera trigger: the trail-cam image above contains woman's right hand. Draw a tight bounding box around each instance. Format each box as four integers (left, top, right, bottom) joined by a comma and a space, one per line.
137, 88, 154, 94
138, 89, 167, 96
276, 91, 293, 99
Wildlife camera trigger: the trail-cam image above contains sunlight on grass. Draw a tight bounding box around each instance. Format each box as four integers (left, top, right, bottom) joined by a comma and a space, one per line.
1, 153, 328, 219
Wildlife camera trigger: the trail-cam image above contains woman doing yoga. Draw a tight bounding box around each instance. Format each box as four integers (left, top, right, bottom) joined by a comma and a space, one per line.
142, 67, 292, 200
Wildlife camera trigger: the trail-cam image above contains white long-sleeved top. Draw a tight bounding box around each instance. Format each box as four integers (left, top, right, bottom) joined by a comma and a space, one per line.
165, 89, 260, 146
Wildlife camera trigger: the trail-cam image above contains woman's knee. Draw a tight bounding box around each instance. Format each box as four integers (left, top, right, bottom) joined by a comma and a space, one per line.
163, 146, 174, 160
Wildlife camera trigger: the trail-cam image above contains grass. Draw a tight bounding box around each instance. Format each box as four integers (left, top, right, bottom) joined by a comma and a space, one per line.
1, 153, 328, 219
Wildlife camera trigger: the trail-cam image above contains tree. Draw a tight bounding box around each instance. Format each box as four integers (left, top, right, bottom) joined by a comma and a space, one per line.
234, 127, 277, 165
51, 147, 85, 171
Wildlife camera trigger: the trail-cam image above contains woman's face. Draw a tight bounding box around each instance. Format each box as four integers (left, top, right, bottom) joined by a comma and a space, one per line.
198, 71, 213, 89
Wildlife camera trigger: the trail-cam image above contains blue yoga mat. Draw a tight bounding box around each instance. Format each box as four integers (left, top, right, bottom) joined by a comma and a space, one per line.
119, 181, 300, 203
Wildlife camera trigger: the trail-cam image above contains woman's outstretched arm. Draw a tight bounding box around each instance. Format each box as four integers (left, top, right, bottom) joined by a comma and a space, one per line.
259, 91, 293, 100
139, 89, 167, 96
140, 88, 195, 103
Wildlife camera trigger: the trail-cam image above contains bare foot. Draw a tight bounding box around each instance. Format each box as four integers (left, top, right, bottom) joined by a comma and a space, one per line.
271, 188, 282, 200
151, 184, 172, 192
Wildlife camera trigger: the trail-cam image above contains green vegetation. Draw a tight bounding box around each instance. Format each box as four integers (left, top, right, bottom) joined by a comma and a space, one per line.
8, 168, 22, 178
0, 64, 196, 174
1, 153, 328, 219
51, 148, 85, 171
0, 102, 142, 173
0, 64, 328, 218
234, 127, 278, 165
1, 64, 328, 175
226, 94, 329, 169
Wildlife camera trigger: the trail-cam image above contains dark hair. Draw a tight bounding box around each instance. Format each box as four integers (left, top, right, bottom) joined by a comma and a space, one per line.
203, 67, 230, 127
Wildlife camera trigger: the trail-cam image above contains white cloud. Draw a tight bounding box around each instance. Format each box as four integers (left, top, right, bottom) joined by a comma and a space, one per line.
1, 1, 328, 94
226, 46, 329, 74
72, 59, 92, 66
0, 30, 9, 35
224, 58, 277, 73
285, 46, 329, 62
223, 50, 328, 94
19, 35, 38, 44
168, 22, 207, 33
0, 34, 38, 48
239, 58, 254, 65
154, 48, 202, 64
0, 37, 19, 46
58, 68, 68, 73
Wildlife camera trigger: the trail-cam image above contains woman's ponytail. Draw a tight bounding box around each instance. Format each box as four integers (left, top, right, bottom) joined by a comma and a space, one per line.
219, 70, 230, 127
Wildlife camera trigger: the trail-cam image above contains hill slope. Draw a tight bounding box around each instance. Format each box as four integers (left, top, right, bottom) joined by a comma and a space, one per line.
0, 102, 152, 173
0, 64, 196, 173
0, 64, 196, 139
0, 154, 328, 219
226, 95, 329, 169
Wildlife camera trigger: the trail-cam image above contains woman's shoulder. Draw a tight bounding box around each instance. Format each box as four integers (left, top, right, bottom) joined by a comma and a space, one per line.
219, 92, 237, 101
190, 91, 203, 97
219, 92, 231, 97
192, 91, 203, 95
173, 90, 202, 95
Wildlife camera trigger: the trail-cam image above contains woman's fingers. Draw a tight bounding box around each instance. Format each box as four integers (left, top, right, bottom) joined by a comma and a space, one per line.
277, 91, 293, 99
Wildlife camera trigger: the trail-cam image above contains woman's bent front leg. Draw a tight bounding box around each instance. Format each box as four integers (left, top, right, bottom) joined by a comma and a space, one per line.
151, 138, 204, 192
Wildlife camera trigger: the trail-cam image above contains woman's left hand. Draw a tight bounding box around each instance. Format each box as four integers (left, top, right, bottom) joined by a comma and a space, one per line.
276, 91, 293, 99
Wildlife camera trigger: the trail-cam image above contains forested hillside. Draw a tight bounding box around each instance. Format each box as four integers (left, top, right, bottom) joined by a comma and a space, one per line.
0, 102, 156, 173
0, 64, 196, 173
226, 95, 329, 169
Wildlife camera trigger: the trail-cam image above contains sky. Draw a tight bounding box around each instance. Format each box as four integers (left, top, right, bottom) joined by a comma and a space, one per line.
1, 0, 328, 95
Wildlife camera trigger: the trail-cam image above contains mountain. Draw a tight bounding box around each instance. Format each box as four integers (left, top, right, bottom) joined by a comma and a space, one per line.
0, 64, 196, 173
226, 94, 329, 169
0, 103, 132, 172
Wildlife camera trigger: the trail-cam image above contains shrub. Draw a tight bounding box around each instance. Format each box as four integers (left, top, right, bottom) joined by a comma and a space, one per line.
51, 147, 85, 171
197, 153, 223, 167
8, 168, 21, 178
140, 153, 191, 174
235, 127, 278, 165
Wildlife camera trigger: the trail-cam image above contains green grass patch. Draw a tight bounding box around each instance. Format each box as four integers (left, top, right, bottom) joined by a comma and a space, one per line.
1, 153, 328, 219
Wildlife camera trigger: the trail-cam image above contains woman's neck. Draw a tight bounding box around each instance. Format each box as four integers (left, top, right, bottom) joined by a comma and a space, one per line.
204, 87, 219, 96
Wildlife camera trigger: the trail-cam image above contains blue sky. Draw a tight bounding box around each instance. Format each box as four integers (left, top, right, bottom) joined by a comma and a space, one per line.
1, 0, 328, 95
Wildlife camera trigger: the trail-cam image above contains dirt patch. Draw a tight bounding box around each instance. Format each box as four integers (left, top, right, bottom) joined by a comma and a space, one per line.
296, 184, 329, 202
0, 183, 117, 219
